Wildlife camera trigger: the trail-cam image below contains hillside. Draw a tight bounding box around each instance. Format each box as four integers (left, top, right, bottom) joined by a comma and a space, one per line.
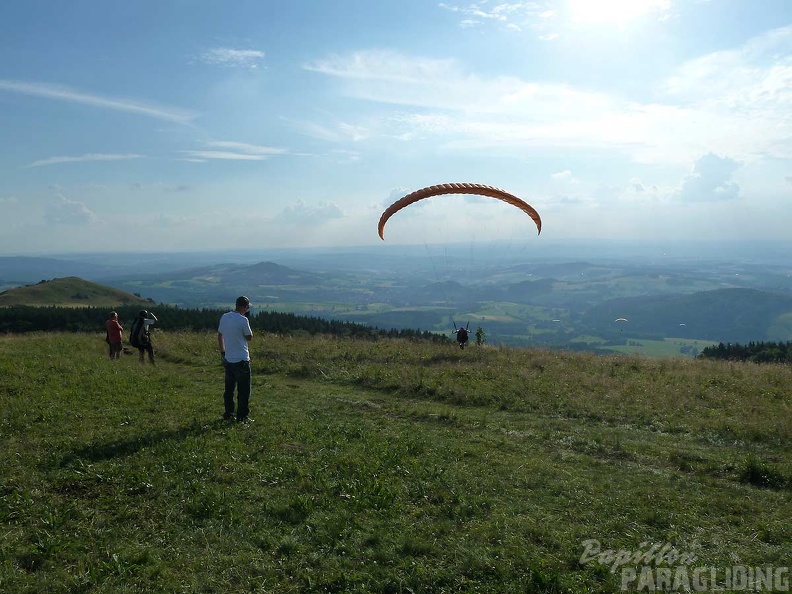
0, 276, 150, 307
581, 287, 792, 343
0, 332, 789, 592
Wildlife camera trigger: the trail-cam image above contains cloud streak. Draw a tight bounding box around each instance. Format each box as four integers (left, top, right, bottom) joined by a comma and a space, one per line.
0, 80, 198, 124
181, 141, 288, 161
201, 47, 266, 69
25, 153, 145, 168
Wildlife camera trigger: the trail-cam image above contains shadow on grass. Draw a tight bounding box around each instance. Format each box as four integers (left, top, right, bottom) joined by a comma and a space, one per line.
58, 419, 227, 467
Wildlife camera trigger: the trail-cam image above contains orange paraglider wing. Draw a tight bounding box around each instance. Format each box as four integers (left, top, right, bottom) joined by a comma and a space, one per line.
377, 182, 542, 240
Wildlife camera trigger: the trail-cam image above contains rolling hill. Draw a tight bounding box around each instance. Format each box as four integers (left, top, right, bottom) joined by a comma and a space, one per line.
0, 276, 151, 308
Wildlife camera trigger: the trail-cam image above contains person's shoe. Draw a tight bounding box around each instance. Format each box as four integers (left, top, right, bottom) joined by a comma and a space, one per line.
237, 416, 254, 424
223, 413, 234, 421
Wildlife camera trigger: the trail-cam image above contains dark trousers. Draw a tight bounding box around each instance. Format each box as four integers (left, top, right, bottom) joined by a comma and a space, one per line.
224, 360, 251, 419
109, 341, 122, 359
137, 343, 155, 363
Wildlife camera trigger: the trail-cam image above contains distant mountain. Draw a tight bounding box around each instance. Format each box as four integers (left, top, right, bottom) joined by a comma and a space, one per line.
582, 288, 792, 343
103, 261, 329, 286
0, 277, 150, 308
0, 256, 118, 284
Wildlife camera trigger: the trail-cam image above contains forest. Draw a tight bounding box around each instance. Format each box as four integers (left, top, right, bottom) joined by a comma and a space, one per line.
0, 305, 449, 343
698, 340, 792, 364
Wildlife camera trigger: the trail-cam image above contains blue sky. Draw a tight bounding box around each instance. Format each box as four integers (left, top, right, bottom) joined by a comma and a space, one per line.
1, 0, 790, 254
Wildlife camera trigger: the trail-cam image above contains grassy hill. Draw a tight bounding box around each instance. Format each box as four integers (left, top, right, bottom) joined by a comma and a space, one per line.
1, 331, 789, 592
0, 276, 150, 308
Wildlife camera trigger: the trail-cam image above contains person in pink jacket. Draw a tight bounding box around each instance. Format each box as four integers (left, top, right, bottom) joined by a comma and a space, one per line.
105, 311, 123, 360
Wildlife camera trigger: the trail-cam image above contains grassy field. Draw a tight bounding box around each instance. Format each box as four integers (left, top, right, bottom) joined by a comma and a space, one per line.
1, 332, 790, 593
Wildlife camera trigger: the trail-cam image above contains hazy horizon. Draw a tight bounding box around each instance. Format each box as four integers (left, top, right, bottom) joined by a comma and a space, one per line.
3, 238, 792, 276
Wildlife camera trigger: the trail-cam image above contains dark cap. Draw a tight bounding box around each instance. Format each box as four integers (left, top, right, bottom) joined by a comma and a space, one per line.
235, 296, 250, 308
138, 310, 149, 318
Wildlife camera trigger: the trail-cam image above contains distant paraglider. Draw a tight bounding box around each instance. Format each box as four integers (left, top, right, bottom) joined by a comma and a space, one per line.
614, 318, 628, 322
377, 182, 542, 240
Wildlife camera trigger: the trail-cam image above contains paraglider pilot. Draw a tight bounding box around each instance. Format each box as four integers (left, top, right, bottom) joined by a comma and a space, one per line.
455, 326, 470, 349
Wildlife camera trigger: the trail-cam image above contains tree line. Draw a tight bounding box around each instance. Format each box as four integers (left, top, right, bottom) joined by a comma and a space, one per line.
699, 341, 792, 364
0, 305, 449, 344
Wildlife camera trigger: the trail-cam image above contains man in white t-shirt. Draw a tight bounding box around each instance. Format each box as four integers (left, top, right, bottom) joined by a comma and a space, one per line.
217, 296, 254, 422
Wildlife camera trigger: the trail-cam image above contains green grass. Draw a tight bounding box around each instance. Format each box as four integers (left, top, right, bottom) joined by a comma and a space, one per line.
1, 332, 790, 593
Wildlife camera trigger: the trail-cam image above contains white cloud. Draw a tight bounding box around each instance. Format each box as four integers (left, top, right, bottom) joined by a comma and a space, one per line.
439, 1, 674, 37
306, 27, 792, 166
181, 141, 287, 161
201, 48, 266, 69
438, 2, 510, 24
180, 151, 268, 161
206, 141, 286, 156
551, 169, 577, 182
439, 2, 555, 31
276, 200, 344, 224
0, 80, 197, 124
25, 153, 145, 168
673, 153, 741, 202
45, 195, 98, 225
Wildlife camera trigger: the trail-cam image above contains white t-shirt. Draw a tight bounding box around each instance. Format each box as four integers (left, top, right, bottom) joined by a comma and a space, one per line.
218, 311, 253, 363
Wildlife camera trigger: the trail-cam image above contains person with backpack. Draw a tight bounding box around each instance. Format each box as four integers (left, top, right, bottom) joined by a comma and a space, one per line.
130, 310, 158, 364
217, 296, 254, 422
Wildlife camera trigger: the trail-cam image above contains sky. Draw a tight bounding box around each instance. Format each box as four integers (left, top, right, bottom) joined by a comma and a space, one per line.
0, 0, 790, 254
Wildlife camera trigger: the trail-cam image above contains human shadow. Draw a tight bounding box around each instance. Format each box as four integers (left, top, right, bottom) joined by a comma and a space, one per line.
59, 419, 227, 467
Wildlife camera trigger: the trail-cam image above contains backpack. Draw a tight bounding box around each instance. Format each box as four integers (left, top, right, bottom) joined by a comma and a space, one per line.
129, 318, 148, 348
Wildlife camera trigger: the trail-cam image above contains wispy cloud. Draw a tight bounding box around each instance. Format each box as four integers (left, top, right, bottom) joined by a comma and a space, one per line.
45, 194, 98, 225
206, 141, 286, 155
439, 1, 674, 36
0, 80, 198, 124
201, 47, 265, 69
290, 118, 371, 143
25, 153, 145, 168
439, 1, 556, 38
181, 141, 287, 161
306, 26, 792, 166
